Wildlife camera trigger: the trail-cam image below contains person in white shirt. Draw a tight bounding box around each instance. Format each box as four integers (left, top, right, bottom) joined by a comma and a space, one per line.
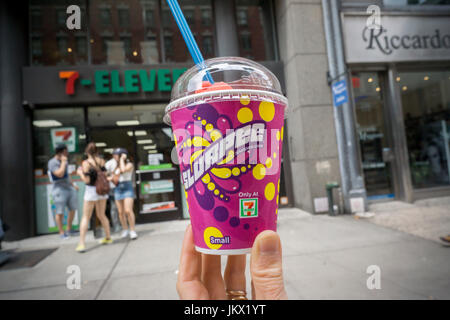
105, 157, 122, 234
107, 148, 137, 240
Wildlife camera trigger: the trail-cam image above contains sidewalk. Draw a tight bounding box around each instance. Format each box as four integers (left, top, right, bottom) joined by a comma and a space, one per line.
366, 196, 450, 243
0, 207, 449, 300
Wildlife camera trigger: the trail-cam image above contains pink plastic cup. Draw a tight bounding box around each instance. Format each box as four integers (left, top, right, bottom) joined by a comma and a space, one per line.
165, 57, 288, 255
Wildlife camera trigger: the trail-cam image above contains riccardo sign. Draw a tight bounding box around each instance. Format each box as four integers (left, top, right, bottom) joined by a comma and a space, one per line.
22, 65, 189, 105
363, 28, 450, 55
342, 14, 450, 63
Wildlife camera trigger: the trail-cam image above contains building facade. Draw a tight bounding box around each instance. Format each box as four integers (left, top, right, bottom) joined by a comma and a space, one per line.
1, 0, 449, 240
276, 0, 450, 214
0, 0, 290, 240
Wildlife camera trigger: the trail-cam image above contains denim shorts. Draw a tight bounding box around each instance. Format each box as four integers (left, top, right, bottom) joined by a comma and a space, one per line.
114, 181, 135, 200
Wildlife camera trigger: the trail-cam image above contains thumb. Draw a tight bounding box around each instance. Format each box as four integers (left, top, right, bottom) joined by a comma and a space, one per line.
250, 230, 288, 300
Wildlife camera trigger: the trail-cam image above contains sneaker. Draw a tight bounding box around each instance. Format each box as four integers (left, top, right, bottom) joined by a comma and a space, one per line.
75, 244, 86, 253
121, 230, 129, 239
67, 229, 79, 236
99, 237, 113, 245
60, 232, 69, 240
440, 235, 450, 244
129, 230, 138, 240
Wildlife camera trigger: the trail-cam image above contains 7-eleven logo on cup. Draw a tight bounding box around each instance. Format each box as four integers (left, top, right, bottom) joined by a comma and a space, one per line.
240, 198, 258, 218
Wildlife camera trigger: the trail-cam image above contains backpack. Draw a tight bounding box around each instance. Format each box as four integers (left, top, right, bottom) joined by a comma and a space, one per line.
88, 158, 110, 196
95, 169, 110, 195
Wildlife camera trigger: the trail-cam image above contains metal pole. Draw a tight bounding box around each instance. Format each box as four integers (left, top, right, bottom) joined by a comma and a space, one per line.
321, 0, 351, 213
329, 0, 366, 207
213, 0, 239, 57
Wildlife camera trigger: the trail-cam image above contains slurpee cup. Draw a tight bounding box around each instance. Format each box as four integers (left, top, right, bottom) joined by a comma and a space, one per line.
165, 57, 288, 255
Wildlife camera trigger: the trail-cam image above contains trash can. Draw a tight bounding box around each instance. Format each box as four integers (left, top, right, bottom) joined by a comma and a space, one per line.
326, 182, 339, 216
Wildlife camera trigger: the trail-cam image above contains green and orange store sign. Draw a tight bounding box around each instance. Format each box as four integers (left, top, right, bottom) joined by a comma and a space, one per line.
22, 65, 190, 105
59, 68, 187, 95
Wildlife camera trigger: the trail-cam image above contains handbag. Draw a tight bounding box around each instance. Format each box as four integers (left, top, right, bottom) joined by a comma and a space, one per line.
112, 172, 121, 186
111, 161, 122, 186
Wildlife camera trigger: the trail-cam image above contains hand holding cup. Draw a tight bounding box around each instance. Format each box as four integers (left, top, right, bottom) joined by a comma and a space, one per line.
176, 224, 288, 300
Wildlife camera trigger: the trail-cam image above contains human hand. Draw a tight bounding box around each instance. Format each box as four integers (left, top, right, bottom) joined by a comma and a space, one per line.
73, 184, 79, 191
76, 166, 83, 176
120, 153, 127, 161
61, 155, 68, 162
176, 224, 287, 300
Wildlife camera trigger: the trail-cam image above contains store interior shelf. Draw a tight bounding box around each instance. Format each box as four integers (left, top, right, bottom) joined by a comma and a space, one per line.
136, 168, 176, 174
140, 207, 179, 214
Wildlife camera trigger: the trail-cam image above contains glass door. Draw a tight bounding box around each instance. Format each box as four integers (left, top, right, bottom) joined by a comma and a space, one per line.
90, 128, 138, 233
90, 125, 182, 224
133, 125, 182, 222
352, 71, 395, 200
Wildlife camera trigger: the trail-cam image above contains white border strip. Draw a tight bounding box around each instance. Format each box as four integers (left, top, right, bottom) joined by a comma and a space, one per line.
166, 89, 288, 114
195, 246, 251, 255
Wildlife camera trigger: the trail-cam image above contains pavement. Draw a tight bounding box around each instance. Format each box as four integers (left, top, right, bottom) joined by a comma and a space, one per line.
0, 204, 449, 300
366, 196, 450, 244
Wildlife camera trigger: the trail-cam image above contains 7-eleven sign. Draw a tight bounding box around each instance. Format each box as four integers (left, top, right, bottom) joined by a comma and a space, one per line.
50, 127, 77, 153
240, 198, 258, 218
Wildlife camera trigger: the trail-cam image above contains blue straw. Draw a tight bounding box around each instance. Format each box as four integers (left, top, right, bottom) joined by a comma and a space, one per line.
166, 0, 214, 84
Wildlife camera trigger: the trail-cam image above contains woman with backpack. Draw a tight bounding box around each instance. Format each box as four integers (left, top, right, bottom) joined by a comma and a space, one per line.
76, 142, 112, 253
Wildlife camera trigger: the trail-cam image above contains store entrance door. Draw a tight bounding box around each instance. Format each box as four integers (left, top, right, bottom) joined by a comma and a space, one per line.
90, 124, 183, 224
352, 71, 395, 200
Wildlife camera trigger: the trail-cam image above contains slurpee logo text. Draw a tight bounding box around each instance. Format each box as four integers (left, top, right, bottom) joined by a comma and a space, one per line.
181, 122, 266, 190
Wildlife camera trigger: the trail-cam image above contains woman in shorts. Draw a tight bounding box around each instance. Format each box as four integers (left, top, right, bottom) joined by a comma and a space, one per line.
109, 148, 137, 240
76, 142, 112, 252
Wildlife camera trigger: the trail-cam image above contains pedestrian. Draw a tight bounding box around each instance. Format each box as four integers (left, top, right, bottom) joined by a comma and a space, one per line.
107, 148, 138, 240
47, 143, 79, 239
105, 155, 122, 234
76, 142, 112, 253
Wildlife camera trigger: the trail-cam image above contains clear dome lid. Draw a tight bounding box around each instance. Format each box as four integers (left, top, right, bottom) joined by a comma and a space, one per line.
164, 57, 287, 124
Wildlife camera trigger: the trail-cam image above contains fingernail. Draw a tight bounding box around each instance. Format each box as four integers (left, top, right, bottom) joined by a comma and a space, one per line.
258, 233, 280, 255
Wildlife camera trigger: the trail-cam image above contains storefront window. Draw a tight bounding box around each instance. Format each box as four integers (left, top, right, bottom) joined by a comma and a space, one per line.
161, 0, 216, 62
30, 0, 88, 66
235, 0, 276, 61
400, 70, 450, 188
88, 104, 166, 127
33, 108, 86, 176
